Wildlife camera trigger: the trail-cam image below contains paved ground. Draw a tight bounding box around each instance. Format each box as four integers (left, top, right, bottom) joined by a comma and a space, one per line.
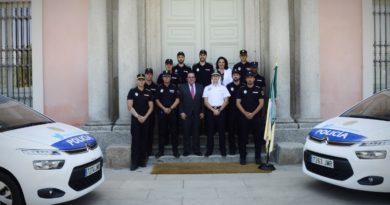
62, 164, 390, 205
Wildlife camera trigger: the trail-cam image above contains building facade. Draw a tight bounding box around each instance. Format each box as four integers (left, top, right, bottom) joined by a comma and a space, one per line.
1, 0, 384, 151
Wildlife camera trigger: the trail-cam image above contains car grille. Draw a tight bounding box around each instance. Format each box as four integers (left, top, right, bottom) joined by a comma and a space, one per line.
304, 150, 354, 181
62, 142, 98, 154
68, 157, 103, 191
308, 135, 355, 146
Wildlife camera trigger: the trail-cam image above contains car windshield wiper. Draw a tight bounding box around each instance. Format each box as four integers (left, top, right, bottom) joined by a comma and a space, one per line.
342, 114, 390, 121
0, 121, 53, 132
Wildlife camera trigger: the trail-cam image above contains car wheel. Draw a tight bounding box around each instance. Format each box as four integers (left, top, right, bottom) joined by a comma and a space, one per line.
0, 172, 24, 205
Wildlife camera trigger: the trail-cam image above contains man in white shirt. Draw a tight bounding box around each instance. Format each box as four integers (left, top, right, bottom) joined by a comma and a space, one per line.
203, 71, 231, 156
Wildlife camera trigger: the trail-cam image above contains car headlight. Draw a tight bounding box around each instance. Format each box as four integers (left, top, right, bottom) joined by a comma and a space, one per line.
355, 150, 387, 159
360, 140, 390, 147
20, 149, 61, 155
33, 160, 65, 170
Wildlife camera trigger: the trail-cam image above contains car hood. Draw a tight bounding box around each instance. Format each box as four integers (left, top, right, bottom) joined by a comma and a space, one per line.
309, 117, 390, 143
2, 122, 97, 150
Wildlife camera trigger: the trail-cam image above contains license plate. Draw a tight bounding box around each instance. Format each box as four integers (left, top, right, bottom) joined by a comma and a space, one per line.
85, 162, 101, 177
311, 155, 334, 169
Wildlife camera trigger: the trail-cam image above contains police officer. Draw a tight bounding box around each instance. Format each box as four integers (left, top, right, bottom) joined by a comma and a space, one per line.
233, 49, 251, 83
226, 69, 244, 155
173, 51, 192, 84
203, 71, 230, 156
155, 70, 180, 158
144, 68, 158, 156
193, 49, 214, 87
249, 62, 267, 145
127, 74, 154, 171
157, 59, 181, 86
236, 71, 265, 165
249, 62, 266, 93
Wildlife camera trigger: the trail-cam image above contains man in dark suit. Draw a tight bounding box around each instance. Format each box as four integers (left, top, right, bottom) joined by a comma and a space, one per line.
179, 71, 204, 156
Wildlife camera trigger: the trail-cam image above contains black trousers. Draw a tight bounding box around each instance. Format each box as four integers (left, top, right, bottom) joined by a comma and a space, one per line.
130, 117, 149, 167
182, 112, 201, 154
238, 114, 262, 160
158, 110, 178, 153
146, 111, 156, 155
205, 108, 226, 154
227, 107, 240, 153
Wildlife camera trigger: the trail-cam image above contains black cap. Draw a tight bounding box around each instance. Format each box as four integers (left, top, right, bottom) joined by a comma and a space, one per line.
232, 69, 240, 75
246, 71, 256, 78
145, 68, 153, 74
177, 51, 185, 57
165, 59, 173, 64
137, 73, 145, 80
250, 61, 258, 68
162, 70, 171, 76
199, 49, 207, 55
239, 49, 247, 55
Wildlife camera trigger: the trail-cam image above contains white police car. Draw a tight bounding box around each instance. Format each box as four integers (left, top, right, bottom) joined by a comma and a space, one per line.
303, 89, 390, 192
0, 95, 104, 205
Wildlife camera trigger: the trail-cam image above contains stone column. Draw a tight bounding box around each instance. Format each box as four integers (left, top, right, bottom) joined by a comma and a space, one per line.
146, 0, 162, 74
116, 0, 139, 125
87, 0, 110, 125
269, 0, 293, 122
298, 0, 320, 122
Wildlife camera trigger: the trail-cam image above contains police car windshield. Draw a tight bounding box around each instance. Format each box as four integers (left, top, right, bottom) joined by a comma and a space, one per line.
0, 96, 53, 132
341, 90, 390, 121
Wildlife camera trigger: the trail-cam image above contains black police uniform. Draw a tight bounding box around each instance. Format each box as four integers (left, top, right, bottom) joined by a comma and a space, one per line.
173, 64, 191, 84
233, 62, 251, 83
155, 83, 180, 156
145, 81, 158, 156
254, 74, 266, 89
157, 71, 181, 86
226, 81, 244, 155
127, 87, 153, 168
237, 84, 264, 163
192, 62, 214, 87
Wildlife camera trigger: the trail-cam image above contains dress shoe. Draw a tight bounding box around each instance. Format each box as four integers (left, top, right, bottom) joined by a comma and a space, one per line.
130, 164, 138, 171
155, 152, 164, 158
173, 151, 180, 158
240, 158, 246, 165
183, 152, 190, 157
194, 152, 202, 156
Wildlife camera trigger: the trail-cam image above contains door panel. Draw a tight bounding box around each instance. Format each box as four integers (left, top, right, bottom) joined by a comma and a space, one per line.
162, 0, 243, 68
204, 0, 244, 67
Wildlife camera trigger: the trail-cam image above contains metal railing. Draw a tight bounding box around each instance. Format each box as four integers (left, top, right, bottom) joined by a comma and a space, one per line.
0, 1, 32, 106
373, 0, 390, 93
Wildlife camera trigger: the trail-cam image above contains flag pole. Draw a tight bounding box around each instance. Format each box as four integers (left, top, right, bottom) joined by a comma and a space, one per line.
259, 64, 277, 171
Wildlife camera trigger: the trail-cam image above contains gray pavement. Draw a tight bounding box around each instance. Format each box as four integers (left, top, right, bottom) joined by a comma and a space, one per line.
63, 164, 390, 205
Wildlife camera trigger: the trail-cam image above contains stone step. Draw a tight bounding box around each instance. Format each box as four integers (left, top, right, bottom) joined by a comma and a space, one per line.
105, 145, 275, 168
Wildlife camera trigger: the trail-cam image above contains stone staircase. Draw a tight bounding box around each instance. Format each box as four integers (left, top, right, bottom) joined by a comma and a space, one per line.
83, 121, 315, 169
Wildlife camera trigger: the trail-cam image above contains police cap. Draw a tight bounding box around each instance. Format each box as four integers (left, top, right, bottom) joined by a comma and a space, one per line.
232, 69, 240, 75
239, 49, 247, 56
250, 61, 259, 69
162, 70, 171, 77
246, 71, 256, 78
211, 71, 220, 77
165, 58, 173, 65
137, 73, 145, 80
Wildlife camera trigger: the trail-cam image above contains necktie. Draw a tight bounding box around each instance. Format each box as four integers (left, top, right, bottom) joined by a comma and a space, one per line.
190, 84, 195, 99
